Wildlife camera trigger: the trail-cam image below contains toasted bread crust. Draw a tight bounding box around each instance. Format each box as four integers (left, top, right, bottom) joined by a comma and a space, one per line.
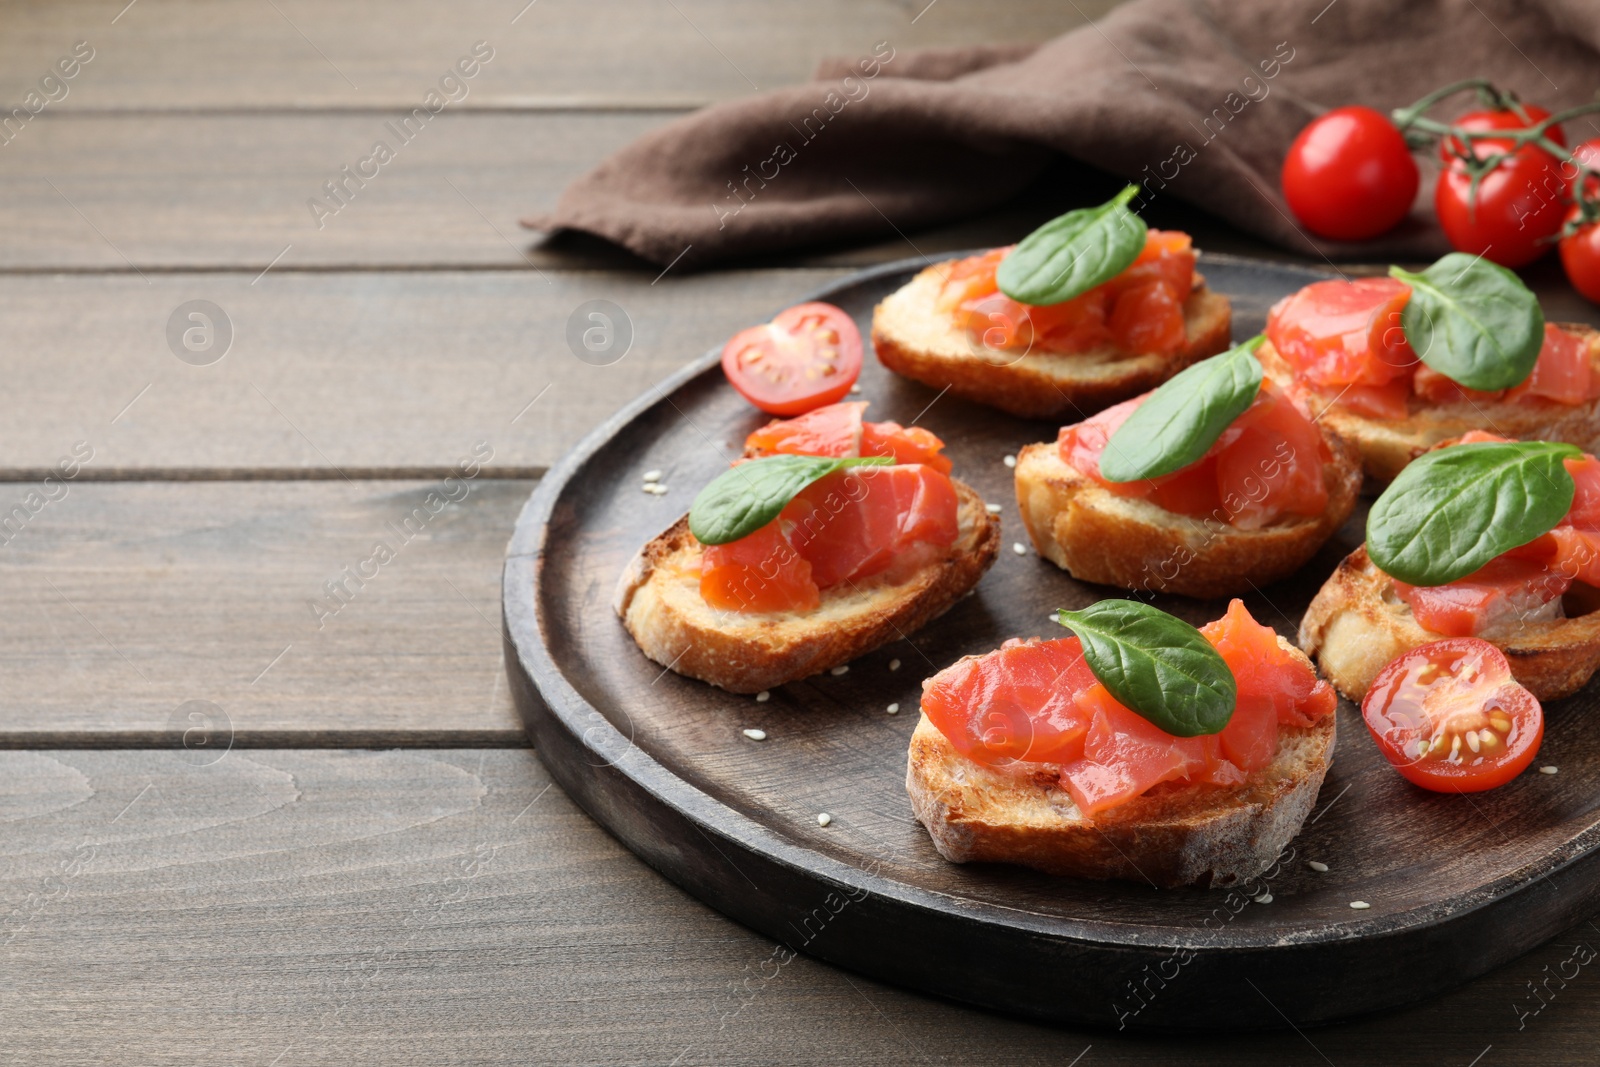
1012, 422, 1361, 598
870, 260, 1232, 420
1260, 326, 1600, 484
1300, 546, 1600, 701
614, 479, 1000, 693
906, 643, 1336, 888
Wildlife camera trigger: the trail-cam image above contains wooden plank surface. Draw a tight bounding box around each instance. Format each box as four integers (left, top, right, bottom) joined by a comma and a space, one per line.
0, 0, 1114, 111
0, 479, 530, 743
1, 747, 1595, 1065
0, 268, 842, 477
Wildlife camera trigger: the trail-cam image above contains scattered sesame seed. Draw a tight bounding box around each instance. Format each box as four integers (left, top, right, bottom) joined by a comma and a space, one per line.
641, 483, 669, 495
889, 659, 901, 671
742, 728, 767, 741
1013, 542, 1027, 555
641, 484, 657, 494
830, 665, 849, 676
848, 383, 862, 394
1003, 454, 1017, 468
887, 703, 900, 714
1254, 892, 1273, 904
1541, 765, 1560, 775
755, 691, 770, 702
817, 812, 833, 826
1349, 900, 1371, 910
985, 503, 1002, 514
642, 469, 662, 482
1308, 861, 1329, 873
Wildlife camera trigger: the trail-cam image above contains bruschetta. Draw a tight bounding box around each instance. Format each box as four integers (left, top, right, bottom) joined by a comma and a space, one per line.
615, 403, 1000, 692
1014, 339, 1362, 598
872, 187, 1232, 420
908, 599, 1337, 888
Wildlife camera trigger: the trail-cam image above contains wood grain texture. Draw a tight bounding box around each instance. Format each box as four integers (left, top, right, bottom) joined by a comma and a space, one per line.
0, 0, 1114, 110
0, 268, 841, 477
1, 747, 1597, 1065
0, 479, 528, 743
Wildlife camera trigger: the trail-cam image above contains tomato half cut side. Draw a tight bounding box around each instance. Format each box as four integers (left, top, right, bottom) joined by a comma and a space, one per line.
1361, 638, 1543, 793
721, 302, 864, 416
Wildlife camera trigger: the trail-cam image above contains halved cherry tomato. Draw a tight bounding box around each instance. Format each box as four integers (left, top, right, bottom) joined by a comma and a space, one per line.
721, 302, 863, 415
1361, 638, 1543, 792
1281, 106, 1419, 241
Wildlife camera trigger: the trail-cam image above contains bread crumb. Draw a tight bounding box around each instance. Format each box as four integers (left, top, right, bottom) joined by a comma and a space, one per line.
1349, 900, 1370, 910
830, 665, 849, 676
889, 659, 901, 671
817, 812, 833, 826
1307, 860, 1329, 873
1003, 455, 1017, 468
985, 503, 1002, 514
642, 469, 662, 482
755, 691, 770, 702
887, 703, 900, 714
1013, 543, 1027, 556
1540, 765, 1559, 775
742, 728, 767, 741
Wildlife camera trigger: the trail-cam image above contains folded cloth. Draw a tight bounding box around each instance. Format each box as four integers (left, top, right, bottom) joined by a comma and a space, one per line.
526, 0, 1600, 269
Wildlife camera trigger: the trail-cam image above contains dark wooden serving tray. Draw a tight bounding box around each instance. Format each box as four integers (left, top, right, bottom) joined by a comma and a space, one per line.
503, 254, 1600, 1031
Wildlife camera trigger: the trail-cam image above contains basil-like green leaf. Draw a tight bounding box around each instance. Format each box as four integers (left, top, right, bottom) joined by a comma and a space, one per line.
1390, 253, 1544, 391
1367, 441, 1579, 586
688, 454, 894, 546
996, 185, 1148, 306
1055, 600, 1236, 737
1099, 336, 1266, 483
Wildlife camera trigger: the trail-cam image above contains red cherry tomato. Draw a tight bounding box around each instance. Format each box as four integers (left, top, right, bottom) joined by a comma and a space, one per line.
1560, 205, 1600, 303
1435, 146, 1567, 267
1282, 106, 1419, 241
1438, 104, 1565, 161
1361, 638, 1543, 793
720, 302, 863, 416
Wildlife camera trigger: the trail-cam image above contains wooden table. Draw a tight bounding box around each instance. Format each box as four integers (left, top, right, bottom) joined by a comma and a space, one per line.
2, 2, 1595, 1062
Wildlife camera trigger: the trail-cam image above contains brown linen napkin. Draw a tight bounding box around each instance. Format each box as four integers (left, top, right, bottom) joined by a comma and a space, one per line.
525, 0, 1600, 269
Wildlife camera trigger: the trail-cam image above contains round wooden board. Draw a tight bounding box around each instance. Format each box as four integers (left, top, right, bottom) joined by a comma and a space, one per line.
503, 254, 1600, 1031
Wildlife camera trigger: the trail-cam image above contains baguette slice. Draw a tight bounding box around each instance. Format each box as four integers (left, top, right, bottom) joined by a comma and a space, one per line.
1013, 423, 1362, 599
907, 640, 1336, 888
1300, 546, 1600, 702
614, 478, 1000, 693
1259, 325, 1600, 484
871, 262, 1232, 420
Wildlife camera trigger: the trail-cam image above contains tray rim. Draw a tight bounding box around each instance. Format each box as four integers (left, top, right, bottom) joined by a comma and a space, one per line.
503, 251, 1600, 1026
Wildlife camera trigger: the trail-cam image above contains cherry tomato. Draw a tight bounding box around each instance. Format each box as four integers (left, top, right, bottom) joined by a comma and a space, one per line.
1361, 638, 1543, 793
1436, 146, 1567, 267
1282, 106, 1419, 241
720, 302, 863, 415
1438, 104, 1565, 161
1560, 205, 1600, 303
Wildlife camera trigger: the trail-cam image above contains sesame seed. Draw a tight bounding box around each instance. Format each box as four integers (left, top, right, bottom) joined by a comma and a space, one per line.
1349, 900, 1371, 910
1308, 861, 1329, 873
817, 812, 833, 826
1541, 765, 1560, 775
848, 384, 862, 394
985, 503, 1002, 514
1013, 542, 1027, 555
1254, 892, 1273, 904
755, 691, 770, 702
830, 665, 849, 676
887, 703, 900, 714
641, 484, 657, 494
742, 728, 767, 741
1003, 455, 1017, 468
642, 469, 662, 482
889, 659, 901, 671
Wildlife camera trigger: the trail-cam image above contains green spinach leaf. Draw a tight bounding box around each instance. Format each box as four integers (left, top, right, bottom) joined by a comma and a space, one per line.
996, 185, 1148, 306
1390, 253, 1544, 392
1367, 440, 1579, 586
1100, 336, 1266, 482
688, 454, 894, 546
1055, 600, 1236, 736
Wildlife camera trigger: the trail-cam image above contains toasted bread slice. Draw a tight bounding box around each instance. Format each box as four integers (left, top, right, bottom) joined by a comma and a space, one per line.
907, 643, 1336, 888
871, 261, 1232, 420
1259, 325, 1600, 484
614, 479, 1000, 693
1300, 546, 1600, 702
1012, 424, 1362, 598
